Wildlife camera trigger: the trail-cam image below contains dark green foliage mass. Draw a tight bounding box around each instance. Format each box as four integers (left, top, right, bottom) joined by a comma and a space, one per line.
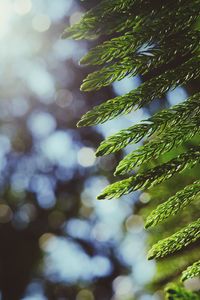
63, 0, 200, 296
165, 284, 200, 300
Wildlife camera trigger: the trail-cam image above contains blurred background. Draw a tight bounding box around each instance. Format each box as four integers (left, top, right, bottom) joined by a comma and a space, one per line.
0, 0, 196, 299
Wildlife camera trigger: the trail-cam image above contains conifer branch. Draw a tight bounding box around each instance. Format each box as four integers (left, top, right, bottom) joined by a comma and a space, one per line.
80, 31, 200, 67
153, 248, 200, 286
64, 0, 200, 290
145, 181, 200, 229
148, 218, 200, 259
63, 0, 200, 41
98, 148, 200, 200
165, 284, 200, 300
115, 122, 200, 175
62, 0, 138, 40
80, 33, 138, 66
77, 57, 200, 125
80, 49, 200, 91
182, 260, 200, 282
80, 36, 199, 96
96, 92, 200, 156
81, 58, 135, 91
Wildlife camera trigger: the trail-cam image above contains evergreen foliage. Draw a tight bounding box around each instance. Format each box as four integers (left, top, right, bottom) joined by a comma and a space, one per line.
148, 218, 200, 259
64, 0, 200, 295
145, 181, 200, 229
98, 148, 200, 199
151, 247, 200, 288
96, 93, 200, 156
165, 284, 200, 300
182, 261, 200, 282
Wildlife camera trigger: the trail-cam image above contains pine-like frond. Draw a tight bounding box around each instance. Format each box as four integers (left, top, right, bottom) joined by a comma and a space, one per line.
81, 58, 135, 91
115, 122, 200, 175
145, 181, 200, 229
147, 218, 200, 259
151, 247, 200, 288
80, 31, 200, 67
98, 148, 200, 200
64, 0, 200, 293
81, 55, 200, 92
78, 57, 200, 123
182, 260, 200, 282
96, 93, 200, 156
165, 284, 200, 300
62, 0, 138, 39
